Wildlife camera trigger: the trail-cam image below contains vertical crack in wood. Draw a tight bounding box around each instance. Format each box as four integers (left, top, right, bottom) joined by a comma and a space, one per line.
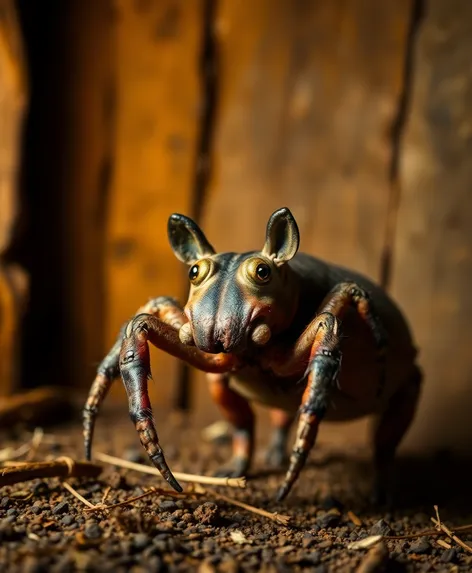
174, 0, 219, 412
93, 63, 117, 367
380, 0, 425, 290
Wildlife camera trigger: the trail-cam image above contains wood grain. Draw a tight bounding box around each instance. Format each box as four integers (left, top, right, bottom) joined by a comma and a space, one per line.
105, 0, 203, 405
0, 0, 28, 395
392, 0, 472, 453
58, 1, 115, 390
204, 0, 412, 282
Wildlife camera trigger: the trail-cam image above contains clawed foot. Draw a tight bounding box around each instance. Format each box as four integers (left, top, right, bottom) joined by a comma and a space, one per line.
213, 456, 250, 478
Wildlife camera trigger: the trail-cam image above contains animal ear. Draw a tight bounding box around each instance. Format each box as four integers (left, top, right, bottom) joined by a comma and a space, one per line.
168, 214, 216, 264
262, 207, 300, 265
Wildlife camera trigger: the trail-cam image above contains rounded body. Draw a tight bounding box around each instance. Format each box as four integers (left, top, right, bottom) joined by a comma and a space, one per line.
228, 252, 418, 421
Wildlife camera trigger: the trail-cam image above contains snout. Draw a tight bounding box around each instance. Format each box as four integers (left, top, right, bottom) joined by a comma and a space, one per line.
194, 315, 248, 354
183, 316, 271, 354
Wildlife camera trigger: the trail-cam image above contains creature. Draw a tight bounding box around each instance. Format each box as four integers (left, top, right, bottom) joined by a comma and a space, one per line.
83, 208, 422, 502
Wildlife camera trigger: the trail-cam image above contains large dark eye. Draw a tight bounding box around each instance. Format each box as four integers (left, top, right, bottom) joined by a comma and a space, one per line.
246, 258, 272, 284
189, 259, 212, 285
256, 263, 271, 282
189, 265, 199, 281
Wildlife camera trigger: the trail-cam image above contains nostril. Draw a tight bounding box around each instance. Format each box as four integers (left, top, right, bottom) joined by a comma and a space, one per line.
213, 340, 225, 353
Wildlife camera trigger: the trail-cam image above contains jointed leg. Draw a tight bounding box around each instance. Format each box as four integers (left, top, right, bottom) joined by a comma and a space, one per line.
265, 409, 295, 468
261, 281, 389, 500
117, 312, 236, 491
83, 297, 186, 461
267, 282, 387, 386
276, 312, 341, 501
322, 282, 388, 396
371, 365, 422, 504
207, 374, 255, 477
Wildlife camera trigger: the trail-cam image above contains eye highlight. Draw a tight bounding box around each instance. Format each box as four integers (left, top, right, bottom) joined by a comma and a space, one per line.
188, 259, 212, 285
246, 258, 272, 284
256, 263, 271, 282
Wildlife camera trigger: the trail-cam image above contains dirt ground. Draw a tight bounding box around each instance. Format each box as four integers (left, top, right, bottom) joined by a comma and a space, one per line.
0, 404, 471, 573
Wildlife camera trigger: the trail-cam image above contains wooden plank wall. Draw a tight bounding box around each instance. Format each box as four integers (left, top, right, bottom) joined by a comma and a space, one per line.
204, 0, 411, 279
4, 0, 472, 454
0, 1, 28, 397
392, 0, 472, 453
105, 0, 203, 406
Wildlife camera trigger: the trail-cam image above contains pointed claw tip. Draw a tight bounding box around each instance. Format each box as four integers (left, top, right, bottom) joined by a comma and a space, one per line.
168, 477, 183, 493
276, 485, 289, 502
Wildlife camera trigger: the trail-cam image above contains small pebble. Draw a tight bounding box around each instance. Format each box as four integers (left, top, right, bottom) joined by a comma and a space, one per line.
302, 534, 315, 548
52, 501, 69, 515
156, 521, 174, 532
132, 533, 150, 551
84, 522, 103, 539
194, 502, 220, 525
316, 512, 340, 529
369, 519, 391, 536
159, 500, 177, 512
440, 548, 457, 563
32, 482, 49, 496
407, 537, 431, 555
302, 551, 321, 566
61, 515, 74, 526
0, 497, 10, 509
153, 540, 167, 553
276, 545, 296, 555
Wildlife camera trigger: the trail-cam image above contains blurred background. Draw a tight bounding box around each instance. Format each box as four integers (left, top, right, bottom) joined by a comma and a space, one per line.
0, 0, 471, 454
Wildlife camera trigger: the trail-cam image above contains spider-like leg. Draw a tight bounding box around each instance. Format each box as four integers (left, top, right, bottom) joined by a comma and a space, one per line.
84, 297, 199, 460
276, 312, 341, 501
322, 282, 388, 396
208, 373, 255, 478
268, 281, 388, 501
118, 313, 237, 492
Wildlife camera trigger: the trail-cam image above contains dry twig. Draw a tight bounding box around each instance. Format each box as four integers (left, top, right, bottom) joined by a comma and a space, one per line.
431, 505, 472, 554
0, 427, 44, 463
382, 523, 472, 541
347, 510, 363, 527
0, 457, 101, 486
62, 481, 97, 510
95, 452, 246, 489
101, 486, 111, 504
83, 486, 186, 514
194, 485, 291, 526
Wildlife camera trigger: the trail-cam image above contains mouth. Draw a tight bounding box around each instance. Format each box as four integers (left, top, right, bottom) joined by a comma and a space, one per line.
182, 315, 271, 354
